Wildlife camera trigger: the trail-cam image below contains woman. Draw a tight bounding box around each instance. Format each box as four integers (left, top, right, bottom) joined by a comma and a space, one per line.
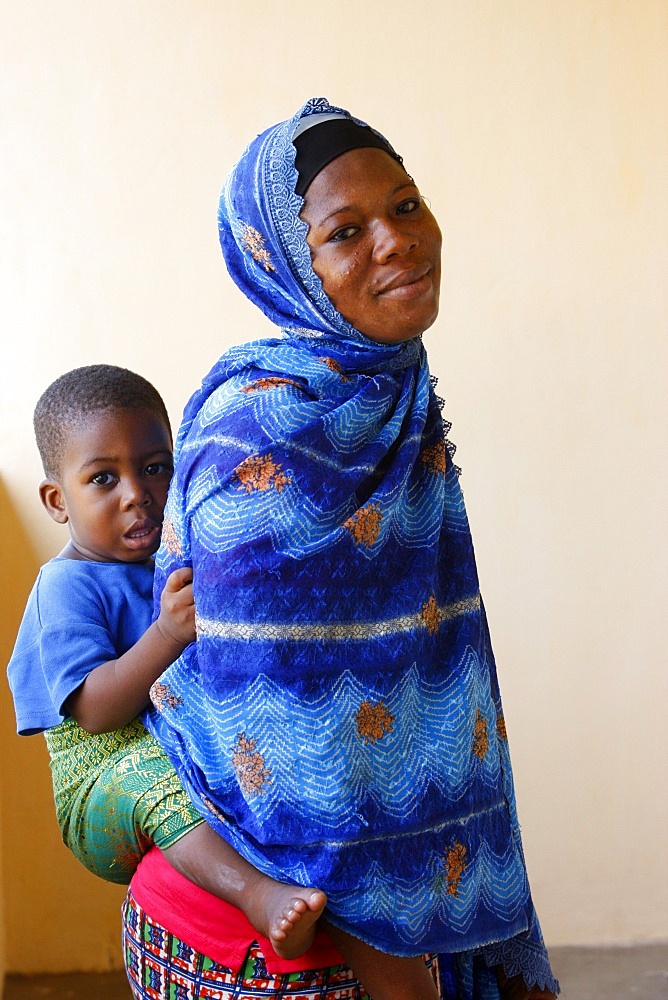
127, 98, 559, 1000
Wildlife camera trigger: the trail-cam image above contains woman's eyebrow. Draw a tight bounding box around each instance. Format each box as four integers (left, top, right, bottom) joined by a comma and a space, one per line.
316, 204, 354, 225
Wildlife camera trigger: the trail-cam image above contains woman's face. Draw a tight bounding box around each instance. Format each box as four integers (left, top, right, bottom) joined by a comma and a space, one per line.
300, 147, 442, 344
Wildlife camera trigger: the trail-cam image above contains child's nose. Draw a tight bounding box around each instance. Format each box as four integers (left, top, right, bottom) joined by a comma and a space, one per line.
121, 477, 151, 509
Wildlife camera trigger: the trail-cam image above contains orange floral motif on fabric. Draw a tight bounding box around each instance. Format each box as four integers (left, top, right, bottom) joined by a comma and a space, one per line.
420, 440, 447, 475
496, 714, 508, 741
443, 841, 467, 897
201, 795, 227, 824
240, 224, 276, 272
240, 377, 300, 394
233, 454, 291, 493
231, 733, 272, 797
356, 700, 395, 744
421, 595, 440, 634
151, 682, 183, 712
320, 357, 351, 382
472, 708, 489, 760
161, 516, 182, 558
344, 503, 382, 547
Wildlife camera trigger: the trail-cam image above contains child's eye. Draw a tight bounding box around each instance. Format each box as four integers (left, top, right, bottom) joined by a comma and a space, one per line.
90, 472, 114, 486
330, 225, 359, 243
145, 462, 173, 477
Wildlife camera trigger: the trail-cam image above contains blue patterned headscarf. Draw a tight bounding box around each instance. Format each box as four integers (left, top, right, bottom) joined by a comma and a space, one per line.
145, 99, 558, 996
216, 96, 417, 370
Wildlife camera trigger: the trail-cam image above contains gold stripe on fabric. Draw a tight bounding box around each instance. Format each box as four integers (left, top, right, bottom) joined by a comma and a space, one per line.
196, 593, 480, 643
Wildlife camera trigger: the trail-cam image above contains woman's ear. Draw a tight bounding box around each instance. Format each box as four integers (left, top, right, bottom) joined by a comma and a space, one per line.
39, 479, 69, 524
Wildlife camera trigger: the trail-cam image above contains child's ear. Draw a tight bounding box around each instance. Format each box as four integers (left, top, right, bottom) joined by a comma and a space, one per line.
39, 479, 69, 524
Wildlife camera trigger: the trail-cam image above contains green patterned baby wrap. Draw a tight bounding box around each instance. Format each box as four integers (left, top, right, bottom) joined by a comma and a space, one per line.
45, 716, 202, 884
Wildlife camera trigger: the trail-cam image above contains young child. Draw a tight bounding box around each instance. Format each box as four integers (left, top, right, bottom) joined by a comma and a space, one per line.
7, 363, 327, 959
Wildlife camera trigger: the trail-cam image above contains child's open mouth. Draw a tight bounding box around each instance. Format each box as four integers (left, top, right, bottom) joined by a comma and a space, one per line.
124, 521, 161, 550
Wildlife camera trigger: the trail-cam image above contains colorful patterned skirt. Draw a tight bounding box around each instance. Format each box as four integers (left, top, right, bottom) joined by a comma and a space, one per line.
122, 886, 441, 999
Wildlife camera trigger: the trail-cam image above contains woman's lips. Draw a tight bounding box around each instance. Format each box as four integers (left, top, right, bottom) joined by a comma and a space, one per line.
375, 264, 432, 299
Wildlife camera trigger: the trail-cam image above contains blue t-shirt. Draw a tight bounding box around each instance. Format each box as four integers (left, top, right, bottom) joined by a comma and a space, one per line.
7, 557, 154, 735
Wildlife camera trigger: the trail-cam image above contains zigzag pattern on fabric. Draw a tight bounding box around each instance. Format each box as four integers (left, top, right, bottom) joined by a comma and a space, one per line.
186, 463, 466, 559
320, 835, 530, 945
151, 646, 500, 830
170, 362, 467, 561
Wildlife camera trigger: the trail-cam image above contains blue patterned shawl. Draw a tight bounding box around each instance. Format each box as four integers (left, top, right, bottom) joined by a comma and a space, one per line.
144, 98, 557, 994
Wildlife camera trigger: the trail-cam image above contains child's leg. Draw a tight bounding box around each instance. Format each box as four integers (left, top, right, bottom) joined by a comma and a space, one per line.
167, 832, 443, 996
321, 920, 440, 1000
163, 823, 327, 959
48, 723, 325, 958
88, 727, 328, 959
46, 719, 162, 884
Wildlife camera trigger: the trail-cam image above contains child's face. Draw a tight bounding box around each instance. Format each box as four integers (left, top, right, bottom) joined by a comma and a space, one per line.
41, 407, 173, 563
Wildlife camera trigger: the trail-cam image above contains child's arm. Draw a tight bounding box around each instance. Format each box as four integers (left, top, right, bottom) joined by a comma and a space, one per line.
66, 567, 194, 734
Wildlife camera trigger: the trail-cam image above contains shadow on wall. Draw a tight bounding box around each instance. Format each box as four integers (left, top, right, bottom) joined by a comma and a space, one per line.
0, 477, 126, 977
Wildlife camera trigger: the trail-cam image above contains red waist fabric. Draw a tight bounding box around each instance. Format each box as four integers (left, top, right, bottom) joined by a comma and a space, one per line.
129, 846, 344, 975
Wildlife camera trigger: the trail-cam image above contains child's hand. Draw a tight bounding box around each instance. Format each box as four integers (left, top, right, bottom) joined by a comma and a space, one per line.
156, 567, 196, 649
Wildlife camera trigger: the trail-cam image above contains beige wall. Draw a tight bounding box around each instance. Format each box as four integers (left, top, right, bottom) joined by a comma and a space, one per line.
1, 0, 666, 976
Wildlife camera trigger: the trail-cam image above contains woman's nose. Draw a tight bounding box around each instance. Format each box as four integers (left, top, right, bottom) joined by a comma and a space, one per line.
372, 220, 417, 262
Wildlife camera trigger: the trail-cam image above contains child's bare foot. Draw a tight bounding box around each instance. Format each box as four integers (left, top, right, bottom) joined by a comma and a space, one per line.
162, 825, 325, 959
246, 877, 327, 959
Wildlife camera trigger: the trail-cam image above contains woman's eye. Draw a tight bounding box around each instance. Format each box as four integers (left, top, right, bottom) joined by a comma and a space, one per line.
330, 225, 359, 243
397, 197, 420, 215
91, 472, 113, 486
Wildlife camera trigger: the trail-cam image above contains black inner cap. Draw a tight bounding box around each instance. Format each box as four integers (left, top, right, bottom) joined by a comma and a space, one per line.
293, 118, 403, 197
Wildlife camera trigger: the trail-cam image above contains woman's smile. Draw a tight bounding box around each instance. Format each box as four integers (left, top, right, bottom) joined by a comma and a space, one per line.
300, 146, 442, 345
374, 262, 433, 298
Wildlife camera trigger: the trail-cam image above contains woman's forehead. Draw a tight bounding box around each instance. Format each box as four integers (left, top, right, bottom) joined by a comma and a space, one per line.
300, 148, 413, 217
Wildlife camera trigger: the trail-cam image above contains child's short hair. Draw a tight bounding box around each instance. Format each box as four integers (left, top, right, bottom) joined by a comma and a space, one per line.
34, 364, 172, 479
